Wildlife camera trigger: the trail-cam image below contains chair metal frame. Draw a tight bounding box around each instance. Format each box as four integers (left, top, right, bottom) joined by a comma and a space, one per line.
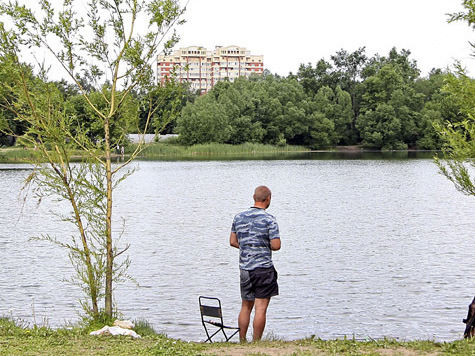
199, 296, 240, 343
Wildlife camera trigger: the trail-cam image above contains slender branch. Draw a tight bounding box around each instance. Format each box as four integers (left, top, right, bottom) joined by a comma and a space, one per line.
112, 0, 127, 44
64, 130, 105, 166
113, 243, 130, 258
15, 23, 106, 120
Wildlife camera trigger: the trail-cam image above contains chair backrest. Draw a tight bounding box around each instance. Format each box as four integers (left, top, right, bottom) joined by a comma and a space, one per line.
199, 296, 223, 321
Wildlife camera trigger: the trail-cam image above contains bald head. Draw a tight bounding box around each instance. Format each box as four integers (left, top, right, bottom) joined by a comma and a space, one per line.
253, 185, 272, 203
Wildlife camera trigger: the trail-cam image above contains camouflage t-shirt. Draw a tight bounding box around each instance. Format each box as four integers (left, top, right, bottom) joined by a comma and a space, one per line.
231, 207, 280, 270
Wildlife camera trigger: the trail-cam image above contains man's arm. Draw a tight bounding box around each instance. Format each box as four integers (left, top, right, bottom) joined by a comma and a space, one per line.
230, 232, 239, 248
270, 238, 281, 251
268, 217, 281, 251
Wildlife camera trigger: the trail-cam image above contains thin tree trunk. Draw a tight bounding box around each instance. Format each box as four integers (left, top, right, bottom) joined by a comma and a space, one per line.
104, 117, 114, 317
66, 184, 99, 315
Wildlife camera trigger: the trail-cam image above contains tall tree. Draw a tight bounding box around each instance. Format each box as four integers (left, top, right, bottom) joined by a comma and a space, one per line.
357, 64, 406, 149
331, 47, 367, 141
435, 68, 475, 196
434, 1, 475, 196
333, 86, 354, 144
0, 0, 185, 318
177, 93, 231, 145
137, 80, 193, 135
296, 59, 335, 95
357, 48, 425, 150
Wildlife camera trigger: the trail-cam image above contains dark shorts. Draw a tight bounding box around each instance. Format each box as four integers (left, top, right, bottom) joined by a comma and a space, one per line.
240, 266, 278, 300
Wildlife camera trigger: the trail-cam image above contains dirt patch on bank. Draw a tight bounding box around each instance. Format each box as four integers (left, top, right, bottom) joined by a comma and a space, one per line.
376, 349, 439, 356
210, 345, 440, 356
209, 345, 316, 356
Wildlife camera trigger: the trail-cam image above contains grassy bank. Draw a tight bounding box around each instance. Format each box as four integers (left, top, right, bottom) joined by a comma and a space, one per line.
0, 147, 41, 163
0, 143, 310, 163
132, 142, 310, 159
1, 318, 475, 355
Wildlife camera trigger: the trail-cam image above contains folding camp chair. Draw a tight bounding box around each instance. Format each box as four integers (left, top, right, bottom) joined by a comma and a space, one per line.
199, 296, 240, 342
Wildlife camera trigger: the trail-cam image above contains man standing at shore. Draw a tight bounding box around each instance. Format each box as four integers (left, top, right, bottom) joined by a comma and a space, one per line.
230, 185, 281, 342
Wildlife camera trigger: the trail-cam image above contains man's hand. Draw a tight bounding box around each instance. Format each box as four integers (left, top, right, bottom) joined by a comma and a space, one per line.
270, 238, 281, 251
230, 232, 239, 248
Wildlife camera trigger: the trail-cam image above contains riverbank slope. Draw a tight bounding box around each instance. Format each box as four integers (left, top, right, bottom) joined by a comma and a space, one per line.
1, 323, 474, 356
3, 334, 475, 355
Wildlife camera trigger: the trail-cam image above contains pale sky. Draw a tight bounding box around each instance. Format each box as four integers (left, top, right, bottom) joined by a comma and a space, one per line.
3, 0, 474, 79
176, 0, 475, 77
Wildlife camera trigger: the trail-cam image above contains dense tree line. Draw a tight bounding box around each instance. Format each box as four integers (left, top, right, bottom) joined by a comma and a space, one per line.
1, 47, 471, 150
177, 47, 469, 150
0, 52, 191, 146
177, 74, 353, 148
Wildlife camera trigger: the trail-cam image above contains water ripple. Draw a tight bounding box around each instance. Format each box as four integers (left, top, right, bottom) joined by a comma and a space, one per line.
0, 159, 474, 342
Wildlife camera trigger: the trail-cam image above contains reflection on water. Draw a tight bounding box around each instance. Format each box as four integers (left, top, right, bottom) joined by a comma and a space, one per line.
0, 156, 474, 342
139, 150, 437, 162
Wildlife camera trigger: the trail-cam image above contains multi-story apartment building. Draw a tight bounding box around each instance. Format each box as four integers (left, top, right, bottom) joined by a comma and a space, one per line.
157, 45, 264, 93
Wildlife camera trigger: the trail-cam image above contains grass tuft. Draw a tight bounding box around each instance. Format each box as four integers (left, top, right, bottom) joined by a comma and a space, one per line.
133, 318, 157, 337
0, 317, 26, 336
78, 312, 116, 333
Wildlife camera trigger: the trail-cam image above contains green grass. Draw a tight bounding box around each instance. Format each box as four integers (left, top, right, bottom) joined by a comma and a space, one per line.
0, 142, 310, 163
0, 316, 208, 355
0, 147, 95, 163
133, 142, 310, 159
133, 318, 157, 337
0, 147, 41, 163
2, 317, 475, 355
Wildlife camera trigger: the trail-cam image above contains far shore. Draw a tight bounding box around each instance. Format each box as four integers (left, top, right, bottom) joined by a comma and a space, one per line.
0, 143, 440, 164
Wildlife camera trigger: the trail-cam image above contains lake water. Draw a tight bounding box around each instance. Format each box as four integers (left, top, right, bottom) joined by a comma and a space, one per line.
1, 154, 474, 342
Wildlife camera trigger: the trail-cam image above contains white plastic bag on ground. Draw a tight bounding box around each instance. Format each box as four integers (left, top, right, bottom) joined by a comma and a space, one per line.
89, 325, 141, 338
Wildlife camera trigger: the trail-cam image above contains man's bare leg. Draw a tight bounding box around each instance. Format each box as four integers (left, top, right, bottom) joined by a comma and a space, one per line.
253, 297, 270, 341
238, 299, 255, 341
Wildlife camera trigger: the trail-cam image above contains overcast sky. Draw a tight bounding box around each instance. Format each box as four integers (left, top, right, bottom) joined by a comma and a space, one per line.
176, 0, 474, 77
3, 0, 474, 79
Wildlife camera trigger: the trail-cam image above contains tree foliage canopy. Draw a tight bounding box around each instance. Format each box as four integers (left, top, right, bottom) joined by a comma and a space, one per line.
433, 1, 475, 197
176, 47, 461, 151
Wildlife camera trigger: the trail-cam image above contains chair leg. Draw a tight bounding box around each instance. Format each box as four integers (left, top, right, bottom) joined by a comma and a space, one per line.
221, 328, 228, 341
202, 323, 212, 342
203, 328, 211, 342
226, 329, 240, 342
204, 327, 222, 343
